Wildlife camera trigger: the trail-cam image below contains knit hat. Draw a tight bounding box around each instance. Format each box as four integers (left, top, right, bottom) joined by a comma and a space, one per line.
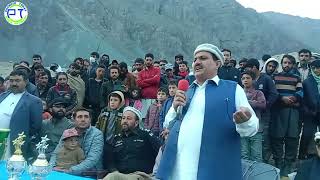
123, 106, 142, 122
62, 128, 79, 140
310, 59, 320, 68
194, 43, 224, 64
14, 64, 31, 75
165, 63, 174, 71
108, 91, 125, 109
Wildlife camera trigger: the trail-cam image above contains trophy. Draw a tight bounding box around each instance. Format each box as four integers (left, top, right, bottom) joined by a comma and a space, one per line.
0, 128, 10, 160
29, 135, 51, 180
6, 132, 27, 180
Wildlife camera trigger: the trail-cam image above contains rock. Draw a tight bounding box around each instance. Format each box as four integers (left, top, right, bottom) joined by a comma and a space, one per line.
0, 0, 315, 66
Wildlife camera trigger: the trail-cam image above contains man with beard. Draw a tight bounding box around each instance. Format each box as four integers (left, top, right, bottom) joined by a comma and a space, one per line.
41, 97, 73, 160
103, 107, 161, 180
37, 72, 52, 99
47, 72, 77, 118
0, 70, 42, 160
218, 49, 241, 84
137, 53, 161, 118
100, 66, 125, 108
271, 55, 303, 178
67, 63, 85, 108
298, 49, 312, 81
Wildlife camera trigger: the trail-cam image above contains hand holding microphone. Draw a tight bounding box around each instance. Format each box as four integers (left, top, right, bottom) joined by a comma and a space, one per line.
173, 80, 189, 118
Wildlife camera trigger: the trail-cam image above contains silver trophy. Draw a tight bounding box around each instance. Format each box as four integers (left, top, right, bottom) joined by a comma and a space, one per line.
29, 135, 51, 180
6, 132, 27, 180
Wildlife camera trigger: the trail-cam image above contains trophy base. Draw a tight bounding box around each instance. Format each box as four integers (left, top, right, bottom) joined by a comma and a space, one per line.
33, 158, 49, 167
9, 155, 25, 162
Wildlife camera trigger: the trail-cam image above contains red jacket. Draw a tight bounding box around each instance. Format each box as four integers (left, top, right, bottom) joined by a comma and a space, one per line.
137, 66, 161, 99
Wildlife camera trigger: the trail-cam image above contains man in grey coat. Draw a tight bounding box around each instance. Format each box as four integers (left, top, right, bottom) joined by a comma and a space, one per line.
50, 107, 104, 175
0, 70, 42, 161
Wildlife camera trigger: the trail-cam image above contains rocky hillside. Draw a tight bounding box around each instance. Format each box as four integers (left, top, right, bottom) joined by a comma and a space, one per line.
0, 0, 311, 65
263, 12, 320, 51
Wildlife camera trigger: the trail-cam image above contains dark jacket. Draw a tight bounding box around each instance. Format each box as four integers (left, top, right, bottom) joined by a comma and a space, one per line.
254, 73, 279, 108
160, 74, 182, 89
26, 82, 39, 97
303, 75, 320, 115
108, 128, 161, 174
100, 79, 125, 108
37, 84, 52, 100
84, 78, 106, 109
295, 157, 320, 180
218, 66, 241, 84
0, 91, 42, 161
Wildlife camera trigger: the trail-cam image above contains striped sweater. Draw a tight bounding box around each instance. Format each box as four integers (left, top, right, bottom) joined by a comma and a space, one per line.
273, 72, 303, 106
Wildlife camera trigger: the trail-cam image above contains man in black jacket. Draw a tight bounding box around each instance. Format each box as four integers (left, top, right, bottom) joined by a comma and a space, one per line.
218, 49, 241, 84
84, 65, 106, 125
104, 107, 161, 180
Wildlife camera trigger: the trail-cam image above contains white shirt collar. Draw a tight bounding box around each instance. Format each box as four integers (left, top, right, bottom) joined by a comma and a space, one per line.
193, 75, 220, 87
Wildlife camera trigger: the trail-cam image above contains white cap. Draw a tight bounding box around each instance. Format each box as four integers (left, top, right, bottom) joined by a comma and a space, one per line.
194, 43, 224, 64
123, 106, 142, 122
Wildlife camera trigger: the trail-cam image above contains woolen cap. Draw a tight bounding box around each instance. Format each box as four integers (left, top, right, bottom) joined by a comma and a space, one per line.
194, 43, 224, 63
123, 106, 142, 122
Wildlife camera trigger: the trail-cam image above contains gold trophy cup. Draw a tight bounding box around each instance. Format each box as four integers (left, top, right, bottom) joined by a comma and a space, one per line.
6, 132, 27, 180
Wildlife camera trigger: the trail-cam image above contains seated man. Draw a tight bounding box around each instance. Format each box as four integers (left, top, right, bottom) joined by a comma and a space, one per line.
295, 132, 320, 180
41, 97, 74, 160
50, 108, 104, 175
103, 107, 161, 180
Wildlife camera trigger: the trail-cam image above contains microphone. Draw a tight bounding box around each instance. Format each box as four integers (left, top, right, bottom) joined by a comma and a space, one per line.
177, 79, 190, 118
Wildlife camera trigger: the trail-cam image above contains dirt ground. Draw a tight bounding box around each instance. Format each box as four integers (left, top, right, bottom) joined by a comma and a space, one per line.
0, 61, 14, 78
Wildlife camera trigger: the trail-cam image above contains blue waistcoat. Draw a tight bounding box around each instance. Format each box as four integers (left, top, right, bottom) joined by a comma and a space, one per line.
156, 80, 242, 180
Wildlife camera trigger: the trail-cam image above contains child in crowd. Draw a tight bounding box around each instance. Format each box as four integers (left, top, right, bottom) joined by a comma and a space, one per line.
54, 128, 84, 172
240, 70, 266, 162
159, 80, 178, 132
178, 61, 189, 78
144, 87, 168, 136
96, 91, 125, 144
41, 99, 52, 120
125, 87, 143, 111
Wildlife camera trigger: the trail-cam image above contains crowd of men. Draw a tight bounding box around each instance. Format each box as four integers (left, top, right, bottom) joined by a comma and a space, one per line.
0, 47, 319, 180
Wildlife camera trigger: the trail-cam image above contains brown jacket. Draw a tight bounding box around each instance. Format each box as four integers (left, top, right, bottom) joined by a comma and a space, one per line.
56, 146, 85, 170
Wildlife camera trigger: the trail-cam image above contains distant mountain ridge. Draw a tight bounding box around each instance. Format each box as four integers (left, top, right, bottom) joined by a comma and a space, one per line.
262, 11, 320, 51
0, 0, 317, 65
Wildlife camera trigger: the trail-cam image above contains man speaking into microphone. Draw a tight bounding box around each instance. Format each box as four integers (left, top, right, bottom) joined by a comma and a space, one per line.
157, 43, 259, 180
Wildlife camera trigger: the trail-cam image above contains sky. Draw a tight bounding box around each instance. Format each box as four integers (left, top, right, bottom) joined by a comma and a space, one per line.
236, 0, 320, 19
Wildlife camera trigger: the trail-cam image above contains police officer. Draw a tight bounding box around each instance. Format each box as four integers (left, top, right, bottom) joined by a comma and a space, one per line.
104, 107, 161, 180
